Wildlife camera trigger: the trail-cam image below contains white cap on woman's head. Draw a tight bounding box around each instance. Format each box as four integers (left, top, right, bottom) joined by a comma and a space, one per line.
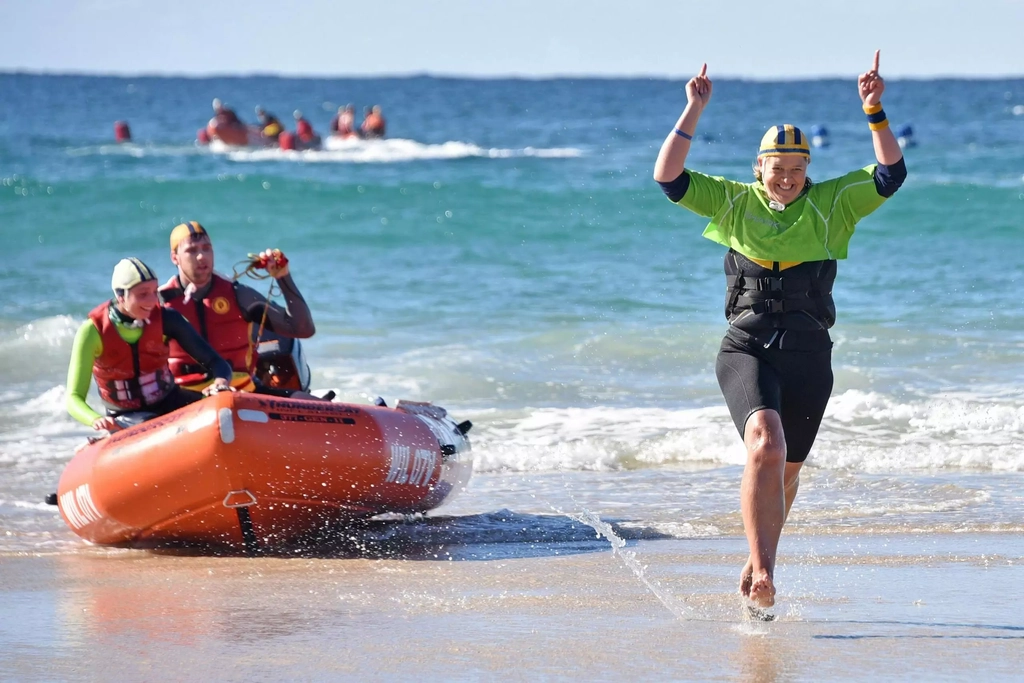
111, 258, 157, 294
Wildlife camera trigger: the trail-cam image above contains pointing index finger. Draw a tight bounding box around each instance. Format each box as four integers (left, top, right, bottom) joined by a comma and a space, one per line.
699, 63, 707, 78
872, 50, 880, 73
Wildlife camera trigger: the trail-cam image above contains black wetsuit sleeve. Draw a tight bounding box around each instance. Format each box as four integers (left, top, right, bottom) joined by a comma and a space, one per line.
873, 157, 907, 198
161, 309, 233, 381
657, 171, 691, 203
234, 277, 316, 338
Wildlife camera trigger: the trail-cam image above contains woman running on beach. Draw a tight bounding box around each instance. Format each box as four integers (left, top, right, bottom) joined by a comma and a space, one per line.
653, 51, 906, 608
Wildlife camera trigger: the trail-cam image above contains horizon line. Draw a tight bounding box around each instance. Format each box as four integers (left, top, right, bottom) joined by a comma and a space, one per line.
3, 68, 1024, 82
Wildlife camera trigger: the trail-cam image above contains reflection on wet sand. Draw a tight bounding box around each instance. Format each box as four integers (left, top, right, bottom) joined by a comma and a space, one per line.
0, 530, 1019, 680
733, 621, 795, 683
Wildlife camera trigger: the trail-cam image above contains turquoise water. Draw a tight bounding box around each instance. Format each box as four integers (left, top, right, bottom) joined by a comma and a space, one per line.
3, 74, 1024, 551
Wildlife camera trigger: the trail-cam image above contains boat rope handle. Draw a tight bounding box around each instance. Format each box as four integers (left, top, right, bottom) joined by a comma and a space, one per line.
222, 490, 257, 508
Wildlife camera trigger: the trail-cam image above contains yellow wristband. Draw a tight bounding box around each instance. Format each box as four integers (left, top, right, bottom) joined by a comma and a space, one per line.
865, 103, 888, 132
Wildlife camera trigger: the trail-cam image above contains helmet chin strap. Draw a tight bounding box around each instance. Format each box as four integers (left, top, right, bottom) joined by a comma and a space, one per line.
122, 307, 150, 328
114, 297, 150, 328
758, 158, 788, 211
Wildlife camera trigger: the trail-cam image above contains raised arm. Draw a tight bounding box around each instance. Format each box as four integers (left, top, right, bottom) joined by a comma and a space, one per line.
236, 277, 315, 338
653, 64, 713, 182
859, 50, 903, 165
236, 249, 316, 338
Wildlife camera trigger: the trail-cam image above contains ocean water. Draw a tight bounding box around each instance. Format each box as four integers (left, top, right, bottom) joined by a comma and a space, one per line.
2, 73, 1024, 559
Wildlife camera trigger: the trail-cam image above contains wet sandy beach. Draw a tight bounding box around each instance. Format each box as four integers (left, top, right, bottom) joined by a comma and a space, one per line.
2, 530, 1021, 682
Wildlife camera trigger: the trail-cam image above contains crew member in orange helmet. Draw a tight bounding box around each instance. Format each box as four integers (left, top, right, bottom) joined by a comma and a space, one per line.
158, 221, 316, 396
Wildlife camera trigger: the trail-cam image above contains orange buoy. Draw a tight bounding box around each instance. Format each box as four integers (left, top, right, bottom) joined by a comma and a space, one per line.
114, 120, 131, 143
56, 393, 472, 552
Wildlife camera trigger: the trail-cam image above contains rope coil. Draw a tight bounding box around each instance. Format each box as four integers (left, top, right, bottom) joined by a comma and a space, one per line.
231, 255, 279, 347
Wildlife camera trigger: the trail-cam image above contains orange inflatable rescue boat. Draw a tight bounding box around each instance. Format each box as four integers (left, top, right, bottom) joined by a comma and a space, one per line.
56, 393, 472, 553
201, 118, 249, 146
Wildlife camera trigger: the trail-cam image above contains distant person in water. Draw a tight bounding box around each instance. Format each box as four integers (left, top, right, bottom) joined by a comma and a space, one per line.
330, 104, 359, 138
255, 106, 284, 140
292, 110, 321, 146
361, 105, 386, 139
653, 51, 906, 613
66, 258, 233, 432
896, 124, 917, 149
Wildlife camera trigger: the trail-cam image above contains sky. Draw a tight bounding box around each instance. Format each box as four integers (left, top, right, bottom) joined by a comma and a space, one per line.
3, 0, 1023, 79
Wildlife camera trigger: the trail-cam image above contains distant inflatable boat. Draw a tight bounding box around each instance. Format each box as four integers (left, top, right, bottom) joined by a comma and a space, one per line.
197, 118, 251, 146
56, 393, 472, 553
197, 123, 322, 151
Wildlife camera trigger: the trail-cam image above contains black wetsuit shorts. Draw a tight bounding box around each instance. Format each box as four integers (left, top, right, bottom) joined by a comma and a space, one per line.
715, 329, 833, 463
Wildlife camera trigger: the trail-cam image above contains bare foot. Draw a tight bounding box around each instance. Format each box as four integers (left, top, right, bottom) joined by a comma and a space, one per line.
739, 556, 753, 597
748, 570, 776, 608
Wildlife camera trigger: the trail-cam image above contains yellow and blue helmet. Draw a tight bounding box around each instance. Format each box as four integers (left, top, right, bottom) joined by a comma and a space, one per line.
758, 124, 811, 160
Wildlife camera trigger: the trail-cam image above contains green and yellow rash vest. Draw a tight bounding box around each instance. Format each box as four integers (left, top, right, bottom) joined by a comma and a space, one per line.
676, 165, 887, 263
66, 305, 234, 426
66, 315, 147, 426
669, 165, 895, 343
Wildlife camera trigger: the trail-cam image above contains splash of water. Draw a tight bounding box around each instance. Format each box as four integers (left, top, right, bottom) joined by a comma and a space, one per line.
536, 485, 692, 621
566, 506, 692, 620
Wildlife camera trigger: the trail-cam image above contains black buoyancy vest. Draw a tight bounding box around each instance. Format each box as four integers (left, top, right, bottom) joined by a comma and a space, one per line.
723, 250, 837, 333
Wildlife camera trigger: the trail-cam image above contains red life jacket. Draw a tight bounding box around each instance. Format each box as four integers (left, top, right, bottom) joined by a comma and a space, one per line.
363, 114, 385, 137
159, 274, 255, 384
88, 301, 176, 411
216, 109, 241, 126
296, 119, 314, 141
